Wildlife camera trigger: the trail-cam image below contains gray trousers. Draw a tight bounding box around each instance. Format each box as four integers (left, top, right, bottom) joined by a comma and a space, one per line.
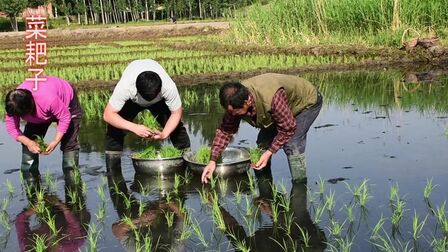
256, 92, 323, 181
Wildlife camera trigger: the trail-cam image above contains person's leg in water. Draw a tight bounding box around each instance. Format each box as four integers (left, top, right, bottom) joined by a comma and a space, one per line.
21, 122, 51, 182
105, 101, 145, 172
61, 91, 83, 172
283, 93, 322, 184
147, 100, 191, 151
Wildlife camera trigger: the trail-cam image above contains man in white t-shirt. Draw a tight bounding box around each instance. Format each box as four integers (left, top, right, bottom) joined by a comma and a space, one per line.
103, 59, 190, 165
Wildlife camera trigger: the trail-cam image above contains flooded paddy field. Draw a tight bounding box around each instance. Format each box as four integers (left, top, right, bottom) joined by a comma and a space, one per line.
0, 69, 447, 251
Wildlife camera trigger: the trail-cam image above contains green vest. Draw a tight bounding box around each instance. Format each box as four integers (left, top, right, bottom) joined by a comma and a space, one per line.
241, 73, 318, 128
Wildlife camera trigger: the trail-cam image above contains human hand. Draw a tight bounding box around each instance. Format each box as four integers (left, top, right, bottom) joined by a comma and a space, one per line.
201, 161, 216, 184
150, 131, 167, 141
132, 124, 154, 138
254, 150, 272, 170
26, 140, 41, 154
43, 140, 59, 155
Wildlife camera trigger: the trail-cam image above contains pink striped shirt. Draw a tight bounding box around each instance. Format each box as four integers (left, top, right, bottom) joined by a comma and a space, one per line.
5, 76, 74, 140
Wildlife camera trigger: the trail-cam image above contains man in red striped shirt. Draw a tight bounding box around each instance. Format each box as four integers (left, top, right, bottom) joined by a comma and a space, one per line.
201, 73, 323, 184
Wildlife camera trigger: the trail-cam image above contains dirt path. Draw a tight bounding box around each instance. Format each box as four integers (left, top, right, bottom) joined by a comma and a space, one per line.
0, 21, 230, 49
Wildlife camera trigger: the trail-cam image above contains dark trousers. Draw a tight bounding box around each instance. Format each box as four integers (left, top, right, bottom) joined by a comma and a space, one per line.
256, 92, 323, 155
105, 100, 191, 151
23, 91, 83, 152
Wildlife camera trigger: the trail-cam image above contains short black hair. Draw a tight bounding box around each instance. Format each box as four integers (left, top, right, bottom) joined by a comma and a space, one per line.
5, 89, 35, 116
136, 71, 162, 101
219, 81, 249, 109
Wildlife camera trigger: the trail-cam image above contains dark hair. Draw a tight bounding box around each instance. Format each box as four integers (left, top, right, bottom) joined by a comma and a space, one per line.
219, 81, 249, 109
136, 71, 162, 101
5, 89, 35, 116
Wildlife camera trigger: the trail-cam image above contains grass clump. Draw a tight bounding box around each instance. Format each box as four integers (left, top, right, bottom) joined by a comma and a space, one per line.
135, 145, 182, 159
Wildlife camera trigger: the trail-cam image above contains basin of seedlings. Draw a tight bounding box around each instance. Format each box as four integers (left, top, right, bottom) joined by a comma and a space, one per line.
183, 146, 251, 178
131, 145, 184, 176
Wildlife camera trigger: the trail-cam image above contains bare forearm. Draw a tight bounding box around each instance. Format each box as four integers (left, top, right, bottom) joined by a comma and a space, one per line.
162, 108, 182, 137
16, 135, 33, 145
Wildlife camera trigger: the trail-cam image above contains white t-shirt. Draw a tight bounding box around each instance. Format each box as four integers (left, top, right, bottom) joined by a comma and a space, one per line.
109, 59, 182, 111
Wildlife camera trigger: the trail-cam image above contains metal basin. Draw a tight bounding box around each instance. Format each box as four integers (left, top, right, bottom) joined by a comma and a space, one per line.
130, 154, 184, 176
183, 146, 250, 178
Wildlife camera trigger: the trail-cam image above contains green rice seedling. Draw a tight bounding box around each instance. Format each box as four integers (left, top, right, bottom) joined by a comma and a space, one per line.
159, 146, 183, 158
209, 174, 217, 190
370, 215, 386, 240
179, 211, 192, 241
118, 191, 133, 210
243, 206, 259, 237
33, 135, 47, 152
233, 182, 243, 205
430, 237, 447, 252
43, 208, 58, 235
164, 210, 175, 228
67, 188, 79, 205
296, 223, 311, 247
138, 198, 145, 217
5, 180, 13, 195
32, 234, 50, 252
136, 145, 182, 159
411, 210, 427, 240
246, 170, 256, 194
194, 146, 211, 164
212, 193, 226, 231
328, 219, 345, 238
435, 202, 448, 236
86, 223, 101, 252
283, 211, 295, 235
270, 200, 280, 223
197, 189, 211, 205
95, 202, 106, 222
140, 112, 162, 132
325, 189, 336, 212
173, 174, 181, 195
370, 228, 413, 252
96, 185, 106, 202
1, 198, 9, 211
327, 236, 355, 252
227, 231, 250, 252
192, 219, 208, 248
270, 235, 297, 252
313, 201, 327, 224
391, 198, 406, 227
344, 179, 371, 207
137, 233, 153, 252
182, 170, 192, 185
423, 178, 437, 200
218, 179, 228, 196
389, 183, 400, 202
244, 194, 252, 217
317, 176, 325, 196
165, 191, 173, 204
249, 147, 262, 166
345, 204, 355, 223
0, 211, 10, 231
278, 193, 291, 214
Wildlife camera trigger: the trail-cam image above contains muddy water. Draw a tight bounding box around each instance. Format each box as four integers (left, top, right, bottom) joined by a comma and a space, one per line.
0, 69, 447, 251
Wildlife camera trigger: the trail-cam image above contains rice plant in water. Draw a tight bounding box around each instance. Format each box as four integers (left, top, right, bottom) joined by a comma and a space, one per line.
423, 178, 437, 200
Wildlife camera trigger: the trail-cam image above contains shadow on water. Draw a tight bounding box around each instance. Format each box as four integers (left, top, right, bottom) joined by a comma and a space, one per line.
1, 68, 448, 251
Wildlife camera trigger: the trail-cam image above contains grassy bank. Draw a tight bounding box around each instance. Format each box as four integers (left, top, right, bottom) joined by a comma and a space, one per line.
232, 0, 448, 46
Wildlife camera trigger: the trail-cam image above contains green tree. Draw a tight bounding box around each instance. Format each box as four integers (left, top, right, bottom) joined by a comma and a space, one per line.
0, 0, 28, 31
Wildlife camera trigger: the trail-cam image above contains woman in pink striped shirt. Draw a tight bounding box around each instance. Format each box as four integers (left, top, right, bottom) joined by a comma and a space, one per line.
4, 76, 83, 179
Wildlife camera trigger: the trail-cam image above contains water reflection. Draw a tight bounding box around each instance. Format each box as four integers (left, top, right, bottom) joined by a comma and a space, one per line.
106, 158, 186, 251
217, 167, 327, 251
16, 171, 90, 252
